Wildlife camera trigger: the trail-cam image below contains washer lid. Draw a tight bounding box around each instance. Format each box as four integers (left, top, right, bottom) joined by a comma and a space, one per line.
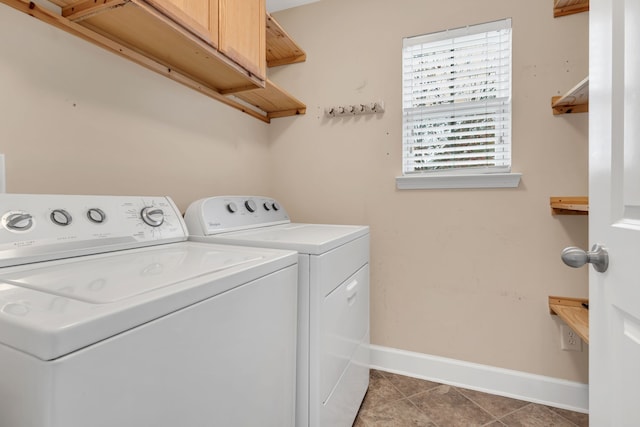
0, 241, 297, 360
192, 223, 369, 255
1, 245, 263, 304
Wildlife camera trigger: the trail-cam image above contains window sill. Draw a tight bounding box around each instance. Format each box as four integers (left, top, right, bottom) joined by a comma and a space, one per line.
396, 173, 522, 190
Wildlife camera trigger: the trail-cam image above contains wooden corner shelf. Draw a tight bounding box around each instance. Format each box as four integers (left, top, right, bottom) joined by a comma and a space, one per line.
550, 196, 589, 215
223, 13, 307, 122
549, 296, 589, 343
266, 13, 306, 67
231, 79, 306, 120
554, 0, 589, 17
552, 77, 589, 115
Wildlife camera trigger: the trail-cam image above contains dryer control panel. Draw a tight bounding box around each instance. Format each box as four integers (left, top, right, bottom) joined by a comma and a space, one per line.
0, 194, 187, 267
184, 196, 290, 236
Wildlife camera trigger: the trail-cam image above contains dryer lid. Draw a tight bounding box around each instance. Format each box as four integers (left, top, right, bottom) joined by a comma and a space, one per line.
194, 223, 370, 255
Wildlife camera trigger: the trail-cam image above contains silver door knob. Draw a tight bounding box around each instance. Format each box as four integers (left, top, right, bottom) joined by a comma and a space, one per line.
561, 244, 609, 273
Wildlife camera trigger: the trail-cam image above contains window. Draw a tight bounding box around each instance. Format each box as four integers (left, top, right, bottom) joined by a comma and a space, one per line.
398, 19, 519, 189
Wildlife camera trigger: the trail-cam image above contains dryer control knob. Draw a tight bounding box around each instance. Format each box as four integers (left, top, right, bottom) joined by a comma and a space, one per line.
271, 202, 280, 211
5, 212, 34, 231
141, 206, 164, 227
50, 209, 72, 226
227, 202, 238, 213
87, 208, 106, 224
263, 202, 271, 211
245, 200, 257, 213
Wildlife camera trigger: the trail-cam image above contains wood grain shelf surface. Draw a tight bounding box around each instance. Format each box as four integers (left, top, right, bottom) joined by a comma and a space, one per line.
554, 0, 589, 17
549, 296, 589, 343
232, 79, 306, 119
552, 77, 589, 115
266, 12, 306, 67
550, 196, 589, 215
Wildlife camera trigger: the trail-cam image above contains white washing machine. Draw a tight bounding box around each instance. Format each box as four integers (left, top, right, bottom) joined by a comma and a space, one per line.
0, 193, 298, 427
184, 196, 370, 427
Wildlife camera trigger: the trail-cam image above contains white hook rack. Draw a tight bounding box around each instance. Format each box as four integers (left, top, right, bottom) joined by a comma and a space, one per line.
325, 101, 385, 117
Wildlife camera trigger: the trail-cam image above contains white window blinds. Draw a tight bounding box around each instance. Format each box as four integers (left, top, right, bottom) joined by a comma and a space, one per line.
402, 19, 512, 175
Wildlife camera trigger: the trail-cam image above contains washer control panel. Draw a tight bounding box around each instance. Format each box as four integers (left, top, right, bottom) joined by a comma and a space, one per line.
184, 196, 290, 236
0, 194, 188, 267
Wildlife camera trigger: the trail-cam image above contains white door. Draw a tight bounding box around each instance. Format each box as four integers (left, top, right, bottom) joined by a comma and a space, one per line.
589, 0, 640, 424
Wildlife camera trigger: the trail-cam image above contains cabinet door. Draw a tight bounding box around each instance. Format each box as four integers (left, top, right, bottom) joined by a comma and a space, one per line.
147, 0, 214, 45
218, 0, 266, 81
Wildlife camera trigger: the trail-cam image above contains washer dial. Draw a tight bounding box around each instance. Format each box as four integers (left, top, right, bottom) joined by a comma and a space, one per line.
4, 211, 34, 232
50, 209, 72, 226
140, 207, 164, 227
87, 208, 106, 224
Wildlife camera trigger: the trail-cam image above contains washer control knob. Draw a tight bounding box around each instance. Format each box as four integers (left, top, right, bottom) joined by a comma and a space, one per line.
245, 200, 257, 213
87, 208, 106, 224
263, 202, 271, 211
140, 207, 164, 227
227, 202, 238, 213
6, 212, 34, 231
50, 209, 72, 226
271, 202, 280, 211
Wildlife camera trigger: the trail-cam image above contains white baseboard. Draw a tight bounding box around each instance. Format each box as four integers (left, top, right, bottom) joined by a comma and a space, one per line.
369, 344, 588, 414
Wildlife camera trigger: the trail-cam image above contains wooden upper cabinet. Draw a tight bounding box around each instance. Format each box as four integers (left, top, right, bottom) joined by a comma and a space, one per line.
218, 0, 266, 81
145, 0, 214, 45
148, 0, 265, 81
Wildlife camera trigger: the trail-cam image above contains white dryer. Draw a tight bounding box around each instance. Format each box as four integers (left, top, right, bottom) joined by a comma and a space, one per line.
184, 196, 370, 427
0, 193, 298, 427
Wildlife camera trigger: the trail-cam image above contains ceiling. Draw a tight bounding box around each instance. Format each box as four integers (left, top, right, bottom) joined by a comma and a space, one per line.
266, 0, 319, 12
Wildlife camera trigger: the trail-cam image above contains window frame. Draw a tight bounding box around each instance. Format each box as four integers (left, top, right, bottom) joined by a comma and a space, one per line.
397, 18, 520, 190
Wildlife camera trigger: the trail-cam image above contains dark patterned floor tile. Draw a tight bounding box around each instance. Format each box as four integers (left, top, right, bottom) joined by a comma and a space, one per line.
380, 371, 442, 398
358, 370, 404, 412
546, 406, 589, 427
358, 398, 437, 427
410, 384, 495, 427
456, 387, 529, 418
498, 403, 577, 426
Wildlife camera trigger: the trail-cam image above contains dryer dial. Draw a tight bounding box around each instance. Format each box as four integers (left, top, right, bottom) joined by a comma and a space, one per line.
245, 200, 257, 213
227, 202, 238, 213
140, 207, 164, 227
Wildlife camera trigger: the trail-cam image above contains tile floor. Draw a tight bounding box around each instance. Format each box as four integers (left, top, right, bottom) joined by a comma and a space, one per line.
353, 370, 589, 427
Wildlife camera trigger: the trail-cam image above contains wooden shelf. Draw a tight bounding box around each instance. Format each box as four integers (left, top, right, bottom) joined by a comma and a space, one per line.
550, 196, 588, 215
552, 77, 589, 115
266, 13, 306, 67
549, 296, 589, 343
0, 0, 305, 122
223, 13, 307, 122
554, 0, 589, 17
232, 79, 306, 119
